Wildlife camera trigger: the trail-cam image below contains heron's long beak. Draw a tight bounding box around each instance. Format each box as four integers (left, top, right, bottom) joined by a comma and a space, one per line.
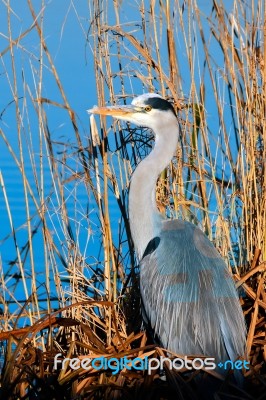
87, 105, 140, 118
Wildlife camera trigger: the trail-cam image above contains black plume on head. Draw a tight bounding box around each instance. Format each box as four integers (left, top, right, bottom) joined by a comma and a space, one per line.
144, 96, 176, 116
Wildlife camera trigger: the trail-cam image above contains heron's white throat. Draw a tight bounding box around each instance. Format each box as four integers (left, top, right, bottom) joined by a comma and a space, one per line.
128, 120, 179, 259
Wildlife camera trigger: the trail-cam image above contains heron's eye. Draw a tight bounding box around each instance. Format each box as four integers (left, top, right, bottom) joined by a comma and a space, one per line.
144, 105, 152, 112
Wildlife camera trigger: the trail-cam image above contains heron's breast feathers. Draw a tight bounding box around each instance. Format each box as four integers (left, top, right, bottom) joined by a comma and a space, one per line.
139, 219, 246, 360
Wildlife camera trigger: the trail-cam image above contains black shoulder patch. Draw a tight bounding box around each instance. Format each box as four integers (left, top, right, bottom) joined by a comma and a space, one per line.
144, 97, 176, 116
142, 236, 160, 259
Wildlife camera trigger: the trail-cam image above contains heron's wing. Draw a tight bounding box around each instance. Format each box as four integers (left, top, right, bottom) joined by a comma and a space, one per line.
140, 219, 246, 362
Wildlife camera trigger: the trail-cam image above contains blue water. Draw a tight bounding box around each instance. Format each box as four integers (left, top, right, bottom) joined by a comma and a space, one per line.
0, 0, 253, 322
0, 1, 100, 317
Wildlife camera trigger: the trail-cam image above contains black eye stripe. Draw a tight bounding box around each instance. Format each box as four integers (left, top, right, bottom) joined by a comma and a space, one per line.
144, 97, 176, 116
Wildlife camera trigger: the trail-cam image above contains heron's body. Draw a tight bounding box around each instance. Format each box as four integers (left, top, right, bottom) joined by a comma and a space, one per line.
140, 219, 244, 361
89, 93, 246, 366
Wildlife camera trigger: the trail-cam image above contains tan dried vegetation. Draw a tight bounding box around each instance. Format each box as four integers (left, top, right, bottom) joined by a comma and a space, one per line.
0, 0, 265, 399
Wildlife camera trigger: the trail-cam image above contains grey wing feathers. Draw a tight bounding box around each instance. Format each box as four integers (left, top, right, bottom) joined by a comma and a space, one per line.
140, 219, 246, 362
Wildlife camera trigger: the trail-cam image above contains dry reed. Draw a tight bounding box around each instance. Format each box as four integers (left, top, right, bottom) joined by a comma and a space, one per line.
0, 0, 265, 399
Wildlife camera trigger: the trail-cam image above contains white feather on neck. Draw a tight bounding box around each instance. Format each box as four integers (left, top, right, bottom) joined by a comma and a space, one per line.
129, 118, 179, 259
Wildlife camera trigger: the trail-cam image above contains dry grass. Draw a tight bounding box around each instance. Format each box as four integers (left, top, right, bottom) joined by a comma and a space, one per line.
0, 0, 265, 399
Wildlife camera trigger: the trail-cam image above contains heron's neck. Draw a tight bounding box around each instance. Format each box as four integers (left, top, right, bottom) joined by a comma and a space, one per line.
129, 122, 179, 259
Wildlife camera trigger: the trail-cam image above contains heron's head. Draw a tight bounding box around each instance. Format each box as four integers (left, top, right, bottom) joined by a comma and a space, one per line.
88, 93, 177, 131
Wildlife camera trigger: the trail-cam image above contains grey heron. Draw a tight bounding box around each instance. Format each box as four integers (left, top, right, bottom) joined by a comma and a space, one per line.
88, 93, 246, 369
